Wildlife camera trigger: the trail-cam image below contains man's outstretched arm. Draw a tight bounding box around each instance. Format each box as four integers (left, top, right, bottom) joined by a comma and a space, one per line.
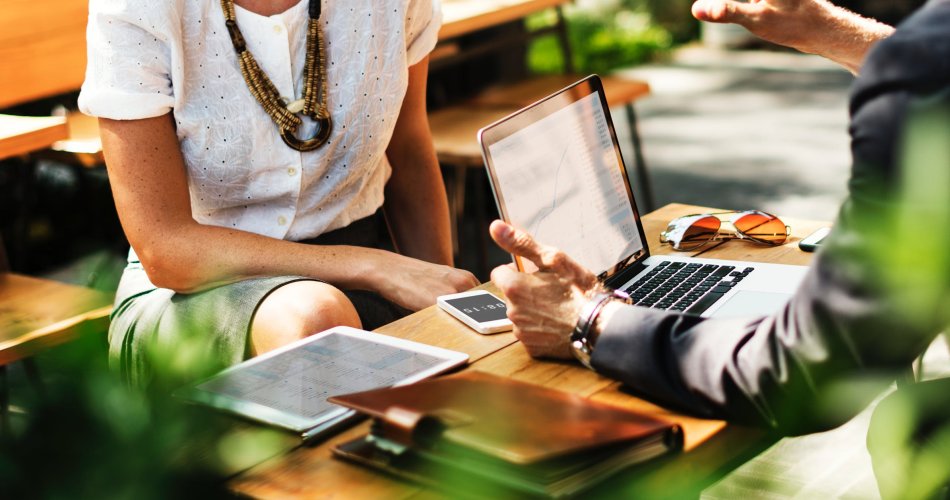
692, 0, 894, 73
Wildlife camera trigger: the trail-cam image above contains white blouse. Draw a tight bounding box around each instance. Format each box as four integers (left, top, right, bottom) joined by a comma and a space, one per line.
79, 0, 441, 241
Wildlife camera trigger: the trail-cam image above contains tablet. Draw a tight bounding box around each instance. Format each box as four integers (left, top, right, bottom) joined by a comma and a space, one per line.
177, 326, 468, 441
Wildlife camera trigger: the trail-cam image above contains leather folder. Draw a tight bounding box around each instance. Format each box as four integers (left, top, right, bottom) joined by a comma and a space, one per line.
330, 371, 682, 498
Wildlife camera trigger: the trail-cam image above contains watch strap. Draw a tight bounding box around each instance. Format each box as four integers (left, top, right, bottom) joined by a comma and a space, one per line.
571, 293, 613, 369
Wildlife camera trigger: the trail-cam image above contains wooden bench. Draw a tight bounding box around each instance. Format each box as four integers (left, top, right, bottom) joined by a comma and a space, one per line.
0, 0, 87, 110
1, 0, 104, 167
0, 236, 113, 431
0, 115, 68, 161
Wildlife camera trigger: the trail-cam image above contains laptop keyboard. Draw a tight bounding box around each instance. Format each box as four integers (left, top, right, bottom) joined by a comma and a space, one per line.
623, 261, 755, 315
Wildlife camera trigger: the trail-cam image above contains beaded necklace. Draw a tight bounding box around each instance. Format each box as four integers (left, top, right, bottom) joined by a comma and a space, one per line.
221, 0, 331, 151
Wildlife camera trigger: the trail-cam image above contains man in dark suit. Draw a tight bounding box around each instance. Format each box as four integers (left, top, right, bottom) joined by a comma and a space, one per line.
490, 0, 950, 496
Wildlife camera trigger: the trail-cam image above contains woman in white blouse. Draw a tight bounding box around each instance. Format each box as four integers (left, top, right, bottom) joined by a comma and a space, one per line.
79, 0, 478, 382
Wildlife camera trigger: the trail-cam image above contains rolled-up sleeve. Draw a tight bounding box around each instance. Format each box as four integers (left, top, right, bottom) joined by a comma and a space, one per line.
78, 0, 177, 120
404, 0, 442, 66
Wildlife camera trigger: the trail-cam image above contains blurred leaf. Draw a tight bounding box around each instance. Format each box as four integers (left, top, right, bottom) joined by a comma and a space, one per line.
527, 6, 673, 75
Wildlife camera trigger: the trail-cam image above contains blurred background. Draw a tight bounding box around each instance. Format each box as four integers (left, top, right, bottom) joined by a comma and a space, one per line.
0, 0, 937, 497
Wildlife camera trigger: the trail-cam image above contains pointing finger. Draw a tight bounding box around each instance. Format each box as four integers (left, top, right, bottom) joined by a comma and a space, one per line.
691, 0, 756, 24
490, 220, 547, 270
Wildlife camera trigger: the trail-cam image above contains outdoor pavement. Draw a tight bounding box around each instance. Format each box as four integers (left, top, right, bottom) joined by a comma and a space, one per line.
614, 45, 855, 221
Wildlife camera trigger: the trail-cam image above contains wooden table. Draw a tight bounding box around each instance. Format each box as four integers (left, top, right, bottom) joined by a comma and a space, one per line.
0, 273, 112, 366
440, 0, 571, 41
0, 0, 87, 109
0, 114, 68, 161
230, 203, 827, 498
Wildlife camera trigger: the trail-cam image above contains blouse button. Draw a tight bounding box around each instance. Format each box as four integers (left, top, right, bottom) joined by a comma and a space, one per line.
287, 167, 297, 176
277, 215, 287, 226
273, 24, 283, 34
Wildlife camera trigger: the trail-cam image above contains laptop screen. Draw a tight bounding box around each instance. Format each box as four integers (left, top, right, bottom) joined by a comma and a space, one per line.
480, 76, 646, 278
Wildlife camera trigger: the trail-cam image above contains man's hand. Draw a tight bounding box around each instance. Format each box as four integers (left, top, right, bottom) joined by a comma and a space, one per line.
692, 0, 817, 50
489, 220, 597, 359
691, 0, 894, 74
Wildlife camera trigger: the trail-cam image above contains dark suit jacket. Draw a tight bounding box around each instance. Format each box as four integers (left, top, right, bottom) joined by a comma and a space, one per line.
590, 0, 950, 434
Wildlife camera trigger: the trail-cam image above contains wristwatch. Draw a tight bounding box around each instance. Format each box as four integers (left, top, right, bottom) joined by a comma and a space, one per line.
570, 290, 628, 370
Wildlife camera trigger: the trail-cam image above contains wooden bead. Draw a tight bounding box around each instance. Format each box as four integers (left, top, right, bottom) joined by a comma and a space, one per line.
220, 0, 330, 151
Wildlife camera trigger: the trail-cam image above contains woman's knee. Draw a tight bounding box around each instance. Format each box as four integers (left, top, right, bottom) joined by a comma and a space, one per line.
249, 281, 361, 355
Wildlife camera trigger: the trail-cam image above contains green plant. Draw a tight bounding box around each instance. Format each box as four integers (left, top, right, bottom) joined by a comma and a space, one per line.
0, 324, 287, 499
638, 0, 700, 42
527, 5, 673, 75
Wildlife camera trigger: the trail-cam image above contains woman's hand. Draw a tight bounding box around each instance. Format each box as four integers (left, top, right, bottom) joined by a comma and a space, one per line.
489, 220, 598, 359
375, 254, 480, 312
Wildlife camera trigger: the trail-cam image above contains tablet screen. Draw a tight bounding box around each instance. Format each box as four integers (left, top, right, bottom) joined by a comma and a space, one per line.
180, 327, 469, 434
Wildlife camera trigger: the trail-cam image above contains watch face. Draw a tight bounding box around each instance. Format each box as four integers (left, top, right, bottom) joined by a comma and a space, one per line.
444, 294, 508, 323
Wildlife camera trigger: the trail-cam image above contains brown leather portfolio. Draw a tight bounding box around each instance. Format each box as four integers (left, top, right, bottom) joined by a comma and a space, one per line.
329, 371, 682, 498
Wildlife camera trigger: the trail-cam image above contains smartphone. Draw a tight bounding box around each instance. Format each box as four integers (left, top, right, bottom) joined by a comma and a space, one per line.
799, 227, 831, 252
437, 290, 513, 335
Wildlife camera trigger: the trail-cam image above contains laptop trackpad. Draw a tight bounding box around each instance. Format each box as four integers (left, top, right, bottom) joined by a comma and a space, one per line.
708, 290, 791, 318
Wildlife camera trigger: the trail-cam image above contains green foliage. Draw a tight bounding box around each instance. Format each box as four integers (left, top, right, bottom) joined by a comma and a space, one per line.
637, 0, 700, 42
857, 95, 950, 500
527, 7, 673, 75
0, 322, 287, 499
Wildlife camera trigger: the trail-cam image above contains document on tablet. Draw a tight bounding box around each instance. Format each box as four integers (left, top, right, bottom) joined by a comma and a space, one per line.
177, 326, 469, 441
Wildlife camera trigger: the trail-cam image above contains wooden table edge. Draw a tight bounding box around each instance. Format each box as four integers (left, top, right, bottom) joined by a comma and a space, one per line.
438, 0, 571, 41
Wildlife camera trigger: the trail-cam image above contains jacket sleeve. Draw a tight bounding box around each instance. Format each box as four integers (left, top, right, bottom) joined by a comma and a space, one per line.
590, 2, 950, 435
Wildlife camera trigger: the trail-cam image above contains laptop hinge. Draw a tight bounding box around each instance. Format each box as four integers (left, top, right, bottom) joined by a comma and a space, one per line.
604, 261, 648, 290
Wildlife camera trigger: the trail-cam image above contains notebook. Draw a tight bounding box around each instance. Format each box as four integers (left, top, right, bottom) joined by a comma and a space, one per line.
478, 75, 808, 318
330, 371, 682, 498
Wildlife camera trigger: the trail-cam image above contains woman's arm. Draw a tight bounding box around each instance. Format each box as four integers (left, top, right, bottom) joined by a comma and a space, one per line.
383, 56, 455, 266
99, 114, 476, 309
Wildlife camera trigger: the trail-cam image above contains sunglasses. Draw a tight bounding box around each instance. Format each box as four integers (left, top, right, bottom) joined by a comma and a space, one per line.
659, 211, 790, 251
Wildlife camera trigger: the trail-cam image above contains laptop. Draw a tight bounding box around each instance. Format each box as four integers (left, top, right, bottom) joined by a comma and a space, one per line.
478, 75, 808, 318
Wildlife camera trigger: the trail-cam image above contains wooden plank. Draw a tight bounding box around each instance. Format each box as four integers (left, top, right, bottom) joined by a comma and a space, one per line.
472, 74, 651, 109
439, 0, 570, 41
0, 273, 113, 365
0, 114, 68, 161
428, 106, 520, 167
469, 336, 616, 397
0, 0, 88, 108
429, 76, 650, 170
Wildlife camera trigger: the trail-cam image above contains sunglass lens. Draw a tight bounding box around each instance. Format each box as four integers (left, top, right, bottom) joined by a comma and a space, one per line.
676, 215, 721, 250
734, 212, 787, 245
